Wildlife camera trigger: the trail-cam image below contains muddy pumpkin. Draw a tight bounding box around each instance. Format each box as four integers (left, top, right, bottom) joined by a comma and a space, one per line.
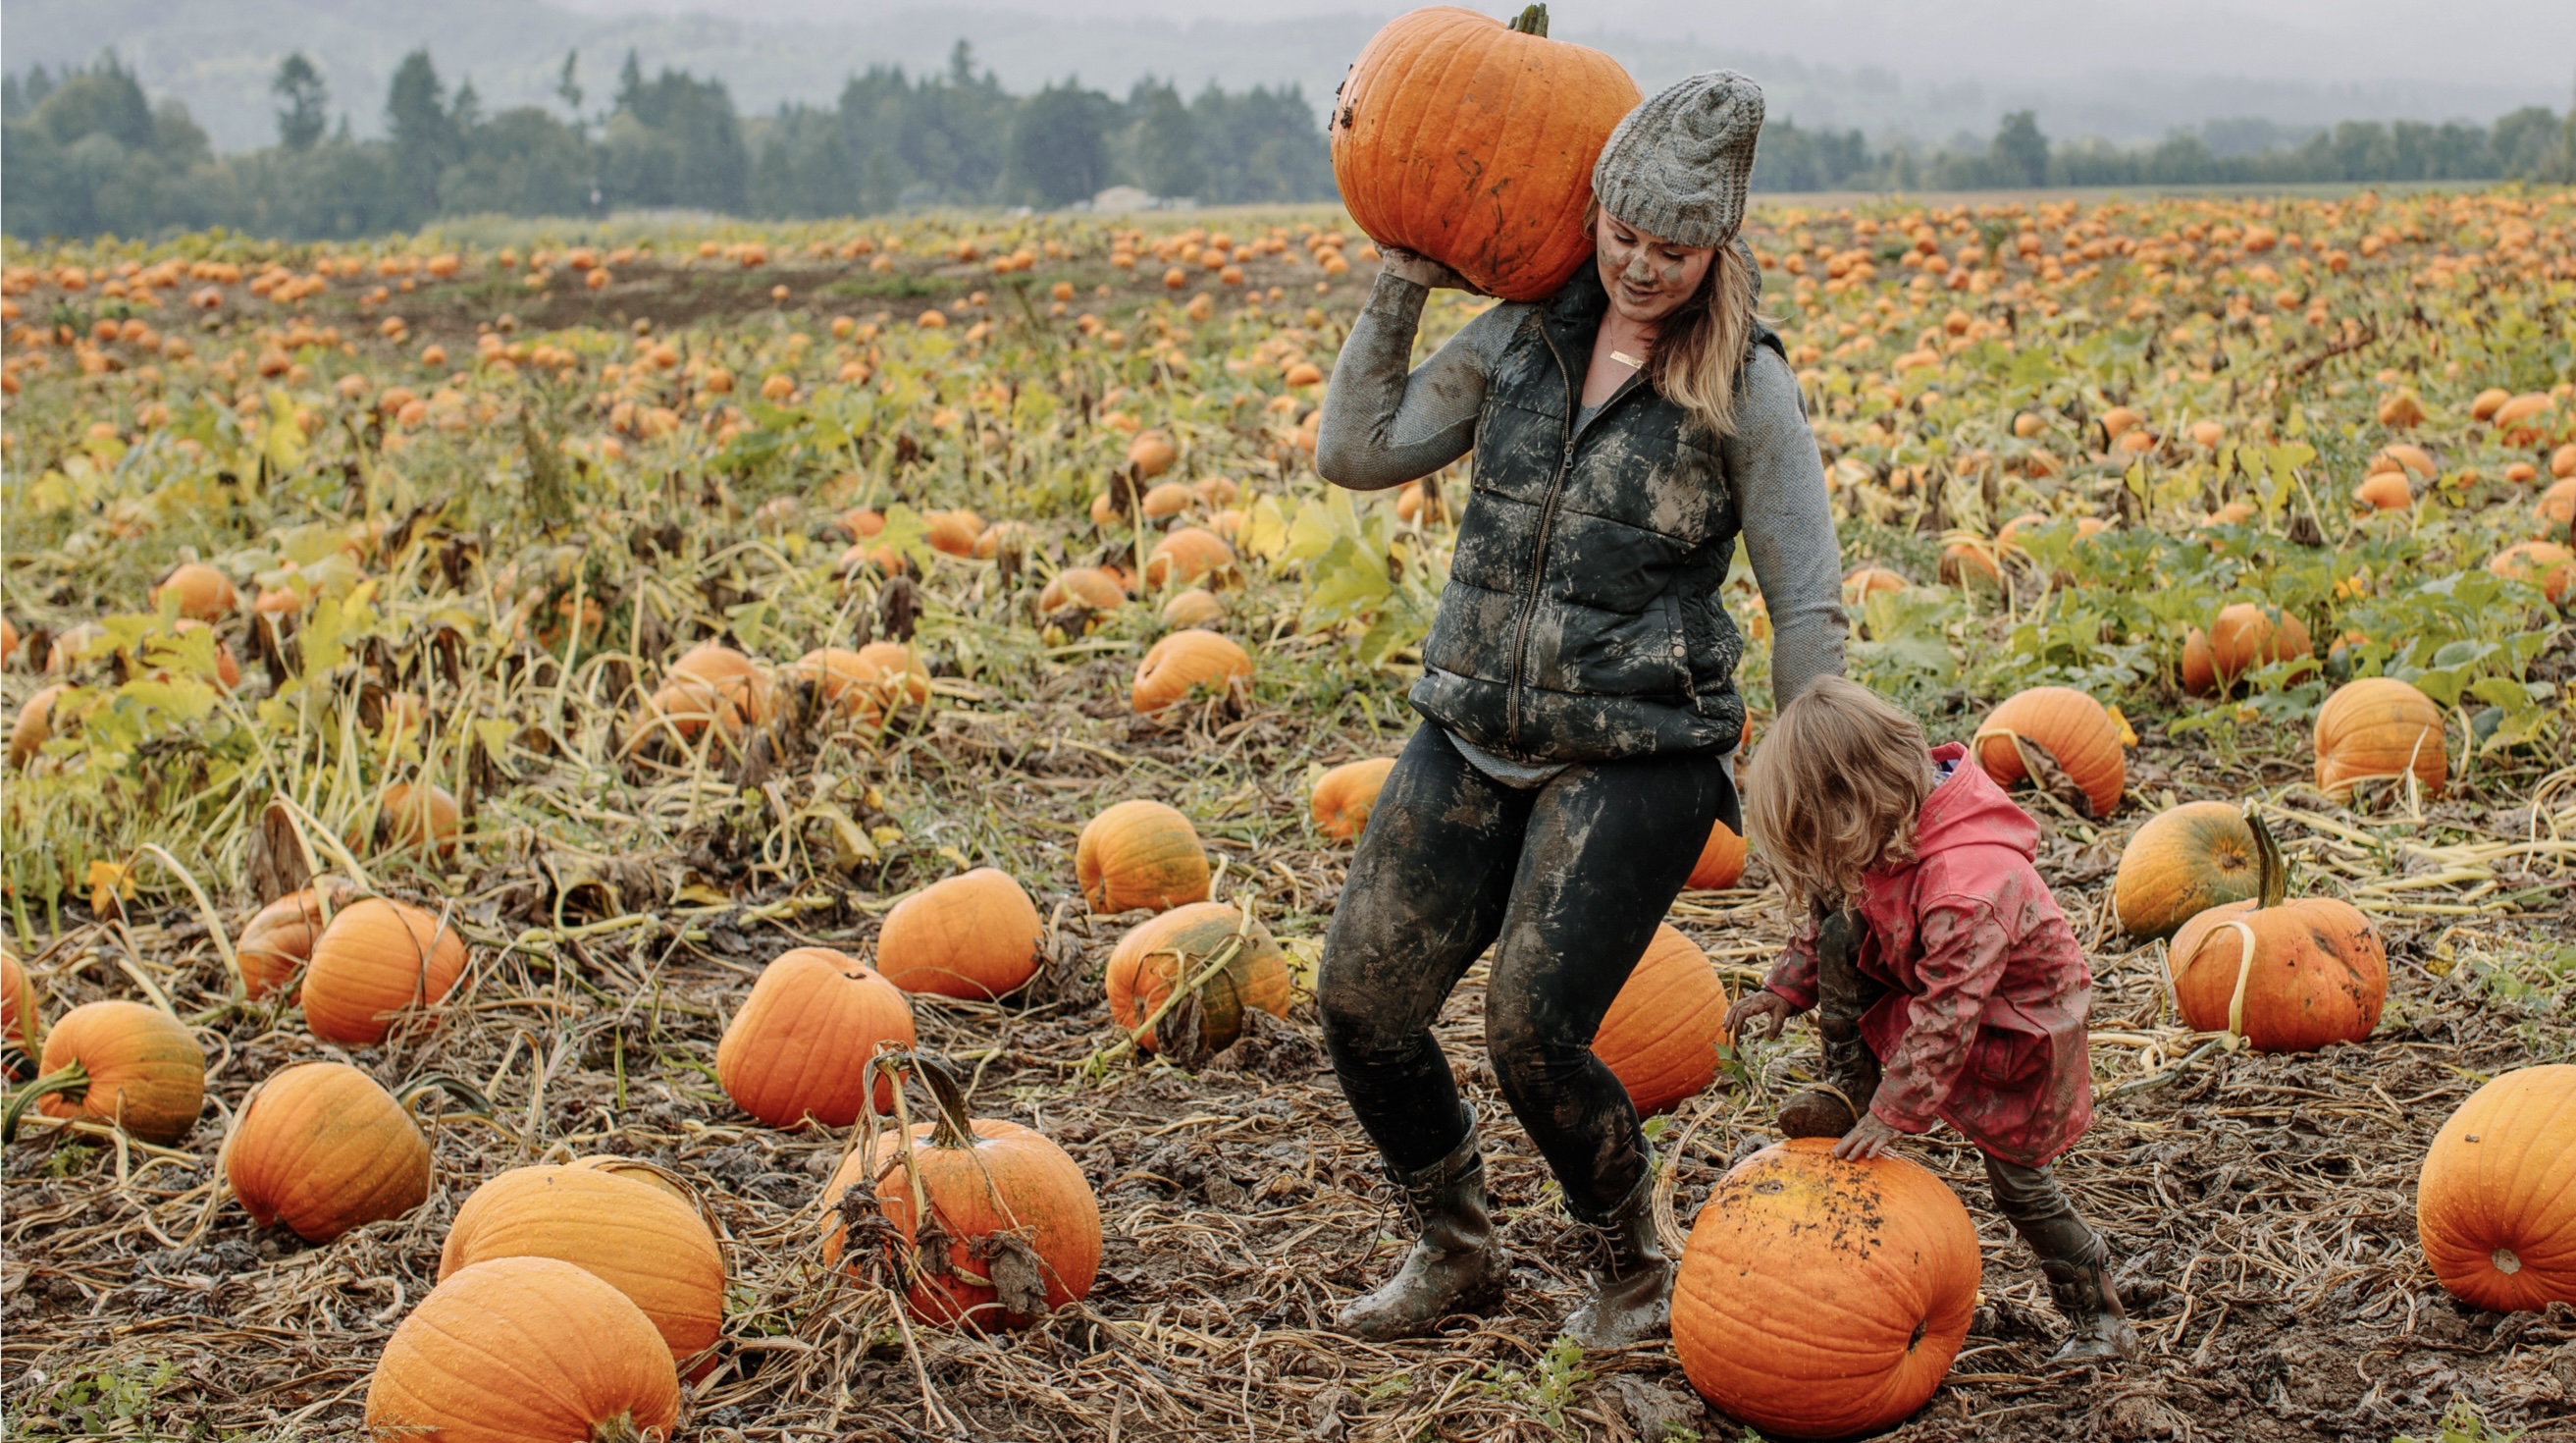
2416, 1064, 2576, 1312
1105, 902, 1292, 1055
2166, 815, 2386, 1052
1673, 1139, 1980, 1439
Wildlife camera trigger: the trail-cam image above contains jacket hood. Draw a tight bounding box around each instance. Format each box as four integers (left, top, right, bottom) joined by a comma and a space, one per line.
1913, 741, 2038, 861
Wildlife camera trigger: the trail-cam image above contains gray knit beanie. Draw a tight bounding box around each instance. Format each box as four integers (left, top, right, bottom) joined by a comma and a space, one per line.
1591, 71, 1763, 249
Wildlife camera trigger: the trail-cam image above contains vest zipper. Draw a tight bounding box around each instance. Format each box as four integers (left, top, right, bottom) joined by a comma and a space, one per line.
1507, 333, 1642, 747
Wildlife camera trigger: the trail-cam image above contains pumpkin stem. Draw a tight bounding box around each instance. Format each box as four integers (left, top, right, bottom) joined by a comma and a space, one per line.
589, 1411, 657, 1443
1507, 2, 1550, 35
909, 1052, 978, 1150
0, 1059, 90, 1144
2245, 807, 2287, 909
394, 1071, 492, 1115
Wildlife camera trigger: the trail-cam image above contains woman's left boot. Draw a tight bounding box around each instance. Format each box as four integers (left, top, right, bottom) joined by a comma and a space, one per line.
1563, 1172, 1672, 1349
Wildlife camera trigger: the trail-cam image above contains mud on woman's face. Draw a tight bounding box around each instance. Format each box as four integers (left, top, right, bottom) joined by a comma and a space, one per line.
1595, 212, 1716, 325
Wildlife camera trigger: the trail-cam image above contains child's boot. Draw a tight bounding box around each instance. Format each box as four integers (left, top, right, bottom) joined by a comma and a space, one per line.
2017, 1213, 2143, 1365
1776, 908, 1883, 1137
1563, 1168, 1672, 1349
1337, 1105, 1511, 1341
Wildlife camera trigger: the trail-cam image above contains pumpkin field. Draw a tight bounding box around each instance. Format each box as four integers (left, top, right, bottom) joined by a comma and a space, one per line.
2, 183, 2574, 1443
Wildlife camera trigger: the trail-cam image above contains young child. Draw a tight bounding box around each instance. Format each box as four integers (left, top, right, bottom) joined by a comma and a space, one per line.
1723, 677, 2140, 1365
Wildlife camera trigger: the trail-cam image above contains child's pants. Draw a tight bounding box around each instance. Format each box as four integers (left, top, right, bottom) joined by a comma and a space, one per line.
1316, 724, 1733, 1222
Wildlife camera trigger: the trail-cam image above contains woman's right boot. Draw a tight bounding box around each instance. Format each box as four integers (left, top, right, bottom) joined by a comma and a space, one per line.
1777, 909, 1882, 1137
1337, 1106, 1511, 1341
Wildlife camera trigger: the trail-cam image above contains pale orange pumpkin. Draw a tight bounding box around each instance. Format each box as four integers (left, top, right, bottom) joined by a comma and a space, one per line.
300, 898, 470, 1046
151, 561, 237, 621
364, 1257, 680, 1440
441, 1164, 725, 1360
1131, 628, 1252, 713
2417, 1064, 2576, 1312
1593, 925, 1731, 1115
1076, 800, 1211, 913
1143, 526, 1236, 589
1039, 566, 1129, 614
714, 947, 915, 1127
226, 1060, 429, 1243
669, 640, 775, 726
2313, 676, 2445, 803
2112, 801, 2259, 940
874, 868, 1045, 999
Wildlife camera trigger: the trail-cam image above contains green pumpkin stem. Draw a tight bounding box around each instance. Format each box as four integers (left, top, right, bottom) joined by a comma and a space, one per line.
2246, 808, 2287, 910
1507, 3, 1550, 36
0, 1059, 91, 1144
588, 1411, 653, 1443
394, 1071, 492, 1114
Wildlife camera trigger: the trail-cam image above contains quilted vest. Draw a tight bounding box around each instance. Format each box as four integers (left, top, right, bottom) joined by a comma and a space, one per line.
1410, 266, 1784, 762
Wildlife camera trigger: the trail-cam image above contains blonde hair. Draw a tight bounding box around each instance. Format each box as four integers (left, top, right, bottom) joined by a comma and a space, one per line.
1590, 199, 1763, 438
1743, 677, 1936, 913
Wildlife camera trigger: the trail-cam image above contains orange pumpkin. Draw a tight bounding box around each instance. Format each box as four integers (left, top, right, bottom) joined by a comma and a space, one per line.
2167, 815, 2385, 1052
375, 780, 461, 858
634, 676, 750, 751
364, 1256, 680, 1440
875, 868, 1044, 1000
1159, 588, 1226, 628
2313, 676, 2445, 803
1076, 800, 1211, 913
1105, 902, 1292, 1054
300, 898, 470, 1046
669, 640, 775, 726
820, 1055, 1102, 1329
151, 561, 237, 621
922, 508, 984, 557
793, 642, 928, 722
1673, 1139, 1980, 1439
1127, 430, 1178, 478
1684, 819, 1748, 890
2182, 603, 2313, 694
4, 999, 205, 1147
1593, 925, 1731, 1115
2417, 1064, 2575, 1312
10, 683, 62, 768
2112, 801, 2259, 940
226, 1061, 429, 1243
1040, 566, 1129, 614
236, 885, 349, 998
1841, 566, 1909, 607
442, 1164, 725, 1360
1330, 6, 1641, 301
1131, 627, 1253, 713
2490, 541, 2575, 606
714, 947, 915, 1127
1971, 685, 2125, 818
1143, 527, 1236, 589
1, 945, 40, 1082
1311, 758, 1396, 842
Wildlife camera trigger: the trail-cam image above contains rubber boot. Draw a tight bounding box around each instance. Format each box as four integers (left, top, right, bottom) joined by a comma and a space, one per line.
2023, 1218, 2142, 1366
1562, 1168, 1673, 1349
1776, 909, 1883, 1139
1336, 1107, 1510, 1342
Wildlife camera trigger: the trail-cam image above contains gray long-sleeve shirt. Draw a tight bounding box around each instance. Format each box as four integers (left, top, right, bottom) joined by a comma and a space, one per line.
1316, 271, 1849, 716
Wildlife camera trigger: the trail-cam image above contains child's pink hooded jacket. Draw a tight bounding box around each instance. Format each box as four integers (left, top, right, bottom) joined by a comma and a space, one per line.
1762, 742, 2095, 1168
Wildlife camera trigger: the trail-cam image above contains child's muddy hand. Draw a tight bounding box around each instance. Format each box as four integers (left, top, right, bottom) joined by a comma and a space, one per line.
1724, 990, 1795, 1040
1832, 1113, 1904, 1160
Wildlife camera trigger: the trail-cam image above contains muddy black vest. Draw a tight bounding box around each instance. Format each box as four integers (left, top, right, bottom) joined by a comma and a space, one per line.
1411, 266, 1784, 762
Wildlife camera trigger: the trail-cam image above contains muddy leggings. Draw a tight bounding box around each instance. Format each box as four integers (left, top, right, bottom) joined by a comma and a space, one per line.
1316, 724, 1734, 1223
1821, 915, 2107, 1267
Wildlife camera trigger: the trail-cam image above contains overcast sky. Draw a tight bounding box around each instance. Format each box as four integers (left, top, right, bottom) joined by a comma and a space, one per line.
558, 0, 2576, 91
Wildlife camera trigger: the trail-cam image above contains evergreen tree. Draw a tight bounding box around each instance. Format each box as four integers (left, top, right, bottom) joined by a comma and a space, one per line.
272, 53, 327, 151
1992, 110, 2048, 187
1132, 79, 1204, 199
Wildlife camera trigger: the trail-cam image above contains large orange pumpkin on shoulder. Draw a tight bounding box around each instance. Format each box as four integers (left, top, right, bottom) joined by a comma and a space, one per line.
1330, 5, 1641, 301
1971, 685, 2125, 818
1105, 902, 1292, 1055
365, 1256, 680, 1441
820, 1055, 1102, 1330
1673, 1139, 1980, 1439
874, 867, 1044, 999
1593, 924, 1730, 1115
2166, 814, 2385, 1053
715, 947, 915, 1127
441, 1164, 726, 1361
2417, 1064, 2575, 1312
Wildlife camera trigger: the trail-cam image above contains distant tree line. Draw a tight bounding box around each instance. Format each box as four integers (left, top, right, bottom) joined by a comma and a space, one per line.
1756, 106, 2576, 191
0, 45, 1334, 240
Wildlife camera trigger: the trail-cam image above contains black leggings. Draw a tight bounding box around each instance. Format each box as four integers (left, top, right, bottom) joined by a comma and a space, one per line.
1317, 724, 1734, 1222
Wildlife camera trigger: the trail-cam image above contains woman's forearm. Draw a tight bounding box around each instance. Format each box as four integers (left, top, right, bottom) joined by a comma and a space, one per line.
1727, 347, 1849, 706
1314, 272, 1488, 492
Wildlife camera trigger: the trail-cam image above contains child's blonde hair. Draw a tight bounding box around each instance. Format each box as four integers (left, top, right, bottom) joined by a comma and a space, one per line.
1744, 677, 1937, 913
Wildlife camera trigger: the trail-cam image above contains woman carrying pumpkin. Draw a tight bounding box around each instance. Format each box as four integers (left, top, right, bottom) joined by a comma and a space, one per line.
1724, 677, 2141, 1365
1312, 72, 1847, 1347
